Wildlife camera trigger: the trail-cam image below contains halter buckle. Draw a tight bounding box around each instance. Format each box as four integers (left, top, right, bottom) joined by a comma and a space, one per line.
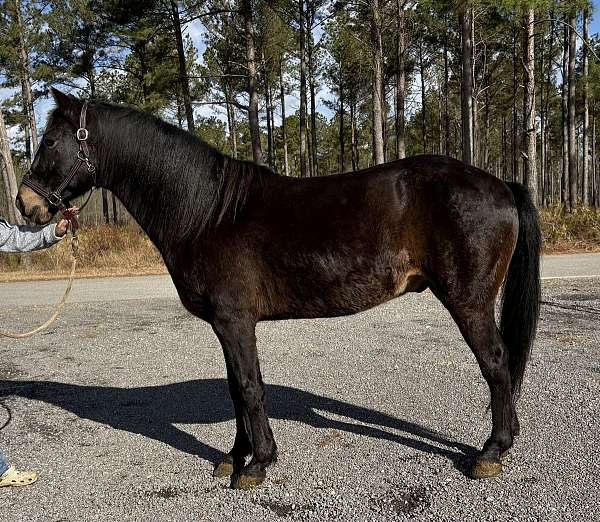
76, 128, 88, 141
47, 192, 64, 208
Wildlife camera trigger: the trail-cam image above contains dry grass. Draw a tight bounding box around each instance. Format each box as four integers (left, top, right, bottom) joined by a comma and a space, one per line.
540, 206, 600, 254
0, 224, 166, 282
0, 208, 598, 282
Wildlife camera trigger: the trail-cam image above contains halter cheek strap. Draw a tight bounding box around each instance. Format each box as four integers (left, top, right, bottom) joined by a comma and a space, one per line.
22, 101, 96, 231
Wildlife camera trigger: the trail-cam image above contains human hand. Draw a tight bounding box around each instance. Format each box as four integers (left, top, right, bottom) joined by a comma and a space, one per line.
54, 207, 80, 237
54, 219, 69, 237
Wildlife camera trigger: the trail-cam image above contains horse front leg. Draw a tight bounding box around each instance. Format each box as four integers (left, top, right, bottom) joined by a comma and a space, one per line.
213, 358, 252, 478
212, 315, 277, 489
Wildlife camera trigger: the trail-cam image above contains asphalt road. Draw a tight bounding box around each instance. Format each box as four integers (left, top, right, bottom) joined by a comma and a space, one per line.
541, 253, 600, 279
0, 255, 598, 521
0, 253, 598, 308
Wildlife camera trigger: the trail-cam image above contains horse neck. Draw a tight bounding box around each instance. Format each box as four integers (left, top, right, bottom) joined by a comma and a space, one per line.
94, 114, 224, 256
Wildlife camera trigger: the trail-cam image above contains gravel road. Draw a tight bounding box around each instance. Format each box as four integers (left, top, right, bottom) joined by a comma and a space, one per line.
0, 269, 598, 521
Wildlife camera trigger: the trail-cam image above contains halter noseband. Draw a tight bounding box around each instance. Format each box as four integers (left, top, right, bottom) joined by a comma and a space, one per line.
22, 101, 96, 230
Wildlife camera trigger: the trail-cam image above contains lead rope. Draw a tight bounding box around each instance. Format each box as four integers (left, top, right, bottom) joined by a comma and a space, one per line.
0, 225, 79, 339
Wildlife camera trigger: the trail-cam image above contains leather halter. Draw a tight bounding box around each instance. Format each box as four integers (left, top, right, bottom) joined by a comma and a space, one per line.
22, 101, 96, 229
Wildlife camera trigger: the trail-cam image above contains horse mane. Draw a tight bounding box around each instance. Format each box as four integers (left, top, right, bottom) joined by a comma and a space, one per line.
86, 102, 268, 245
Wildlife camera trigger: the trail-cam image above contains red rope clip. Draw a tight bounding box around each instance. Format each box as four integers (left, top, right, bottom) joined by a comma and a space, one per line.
61, 208, 80, 233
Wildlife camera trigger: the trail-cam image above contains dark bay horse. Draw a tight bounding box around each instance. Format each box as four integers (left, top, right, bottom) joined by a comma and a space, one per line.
16, 89, 540, 489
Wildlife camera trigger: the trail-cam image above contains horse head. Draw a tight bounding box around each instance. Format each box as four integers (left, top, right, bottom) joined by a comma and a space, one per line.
17, 88, 96, 225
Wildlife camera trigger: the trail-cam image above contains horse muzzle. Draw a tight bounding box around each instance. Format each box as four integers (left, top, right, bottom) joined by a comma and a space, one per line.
16, 185, 54, 225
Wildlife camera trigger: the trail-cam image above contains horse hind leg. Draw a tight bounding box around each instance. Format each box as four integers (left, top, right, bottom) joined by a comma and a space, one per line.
441, 299, 515, 479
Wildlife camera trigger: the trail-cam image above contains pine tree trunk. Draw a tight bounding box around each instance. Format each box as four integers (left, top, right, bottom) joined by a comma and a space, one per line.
225, 84, 237, 158
502, 114, 507, 180
1, 106, 31, 265
562, 23, 569, 205
510, 25, 519, 182
111, 193, 119, 225
443, 24, 450, 156
471, 12, 477, 165
270, 89, 276, 168
279, 59, 289, 176
545, 16, 556, 204
101, 189, 109, 224
339, 64, 345, 173
0, 108, 22, 224
225, 86, 233, 153
539, 19, 546, 205
24, 123, 31, 166
438, 79, 443, 155
460, 8, 474, 165
306, 117, 313, 176
170, 0, 195, 133
350, 101, 358, 171
419, 37, 427, 154
540, 16, 555, 205
382, 91, 387, 162
568, 14, 577, 211
138, 44, 149, 105
583, 10, 590, 206
176, 95, 183, 128
371, 0, 385, 165
299, 0, 308, 177
12, 0, 38, 162
395, 0, 406, 159
267, 84, 274, 168
523, 9, 538, 205
308, 3, 318, 176
593, 111, 597, 206
484, 89, 490, 170
262, 54, 274, 169
242, 0, 263, 164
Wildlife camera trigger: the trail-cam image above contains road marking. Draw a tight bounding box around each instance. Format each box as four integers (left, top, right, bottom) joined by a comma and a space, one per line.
541, 274, 600, 281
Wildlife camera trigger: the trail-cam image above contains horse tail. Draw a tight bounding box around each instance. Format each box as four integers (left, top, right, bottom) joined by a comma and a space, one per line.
500, 182, 541, 404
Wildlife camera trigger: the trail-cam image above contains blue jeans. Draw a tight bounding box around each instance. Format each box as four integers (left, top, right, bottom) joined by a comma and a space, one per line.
0, 448, 9, 476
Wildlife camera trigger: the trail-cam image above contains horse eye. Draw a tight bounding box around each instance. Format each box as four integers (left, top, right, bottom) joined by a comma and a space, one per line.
44, 137, 57, 149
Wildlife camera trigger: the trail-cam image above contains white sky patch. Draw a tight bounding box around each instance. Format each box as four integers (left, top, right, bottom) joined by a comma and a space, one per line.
7, 122, 20, 142
0, 86, 14, 101
184, 18, 207, 62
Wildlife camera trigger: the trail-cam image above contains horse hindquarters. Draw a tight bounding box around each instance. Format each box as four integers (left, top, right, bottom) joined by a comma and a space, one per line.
428, 181, 540, 478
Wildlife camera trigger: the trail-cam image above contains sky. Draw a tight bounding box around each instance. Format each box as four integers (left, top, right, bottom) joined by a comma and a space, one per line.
3, 4, 600, 141
591, 1, 600, 34
0, 15, 335, 141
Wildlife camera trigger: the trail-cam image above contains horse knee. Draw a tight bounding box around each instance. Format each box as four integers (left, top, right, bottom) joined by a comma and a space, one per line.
480, 361, 510, 386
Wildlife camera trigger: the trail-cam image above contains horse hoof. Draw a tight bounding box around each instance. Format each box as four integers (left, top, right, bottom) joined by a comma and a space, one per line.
213, 461, 235, 478
232, 470, 266, 490
470, 457, 502, 479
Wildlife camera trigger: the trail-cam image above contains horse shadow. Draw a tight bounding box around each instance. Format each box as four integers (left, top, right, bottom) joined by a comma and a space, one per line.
0, 378, 476, 474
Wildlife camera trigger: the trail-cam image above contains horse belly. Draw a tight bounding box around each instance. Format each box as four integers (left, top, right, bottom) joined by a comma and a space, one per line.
332, 267, 426, 315
279, 251, 427, 319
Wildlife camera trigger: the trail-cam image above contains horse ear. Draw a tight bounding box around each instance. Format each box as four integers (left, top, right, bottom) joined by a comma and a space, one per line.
51, 88, 82, 123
